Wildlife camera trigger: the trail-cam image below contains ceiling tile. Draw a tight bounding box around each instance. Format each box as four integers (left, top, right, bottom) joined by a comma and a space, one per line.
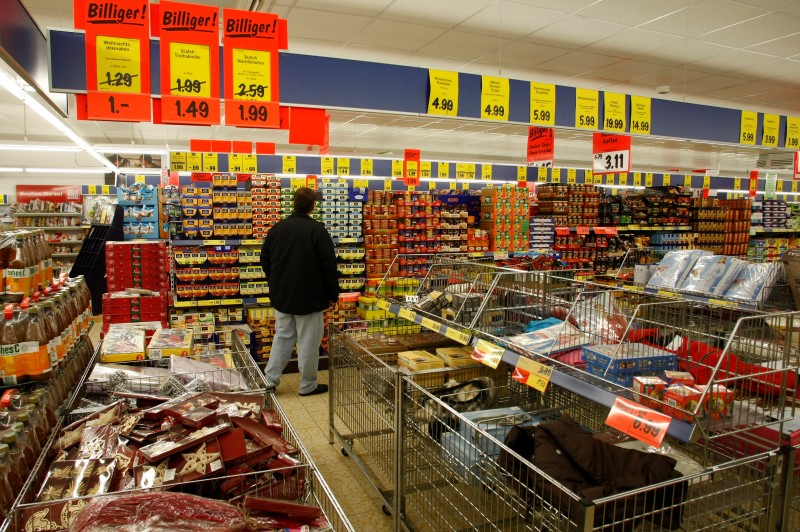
382, 0, 495, 28
736, 0, 798, 9
701, 80, 787, 99
650, 39, 731, 64
351, 19, 446, 51
524, 15, 631, 48
747, 33, 800, 58
641, 0, 768, 37
775, 70, 800, 84
495, 41, 570, 68
586, 60, 669, 81
730, 59, 800, 79
534, 50, 622, 76
285, 8, 373, 41
699, 12, 800, 48
575, 0, 689, 27
588, 29, 684, 57
457, 3, 565, 39
418, 30, 509, 61
681, 74, 751, 93
778, 2, 800, 16
292, 0, 394, 16
689, 50, 773, 73
499, 0, 599, 14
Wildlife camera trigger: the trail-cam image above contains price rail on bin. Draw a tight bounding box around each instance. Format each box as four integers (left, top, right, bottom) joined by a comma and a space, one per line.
468, 337, 697, 443
376, 298, 472, 345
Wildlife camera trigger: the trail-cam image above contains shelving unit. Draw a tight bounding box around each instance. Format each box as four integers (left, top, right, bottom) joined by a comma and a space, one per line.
13, 212, 89, 275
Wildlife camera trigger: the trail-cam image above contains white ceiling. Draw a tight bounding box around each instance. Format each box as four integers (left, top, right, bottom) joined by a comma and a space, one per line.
5, 0, 800, 174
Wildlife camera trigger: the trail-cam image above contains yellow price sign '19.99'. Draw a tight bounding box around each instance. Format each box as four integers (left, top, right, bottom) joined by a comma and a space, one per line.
428, 69, 458, 116
603, 92, 626, 132
480, 76, 509, 121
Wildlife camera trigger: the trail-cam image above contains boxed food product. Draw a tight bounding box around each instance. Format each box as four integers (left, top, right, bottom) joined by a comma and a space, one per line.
695, 384, 734, 419
397, 350, 446, 372
435, 346, 477, 368
664, 370, 695, 386
663, 384, 703, 421
101, 328, 146, 362
632, 376, 667, 409
147, 329, 194, 360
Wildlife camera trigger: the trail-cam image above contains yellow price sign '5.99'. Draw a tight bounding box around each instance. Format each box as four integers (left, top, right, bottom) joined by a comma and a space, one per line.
530, 82, 556, 125
575, 88, 599, 129
428, 69, 458, 116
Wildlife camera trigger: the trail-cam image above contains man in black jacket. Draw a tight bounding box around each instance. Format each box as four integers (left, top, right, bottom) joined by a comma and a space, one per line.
260, 187, 339, 395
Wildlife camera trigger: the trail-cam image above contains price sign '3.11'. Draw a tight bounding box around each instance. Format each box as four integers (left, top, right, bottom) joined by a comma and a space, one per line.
82, 0, 152, 122
592, 132, 631, 175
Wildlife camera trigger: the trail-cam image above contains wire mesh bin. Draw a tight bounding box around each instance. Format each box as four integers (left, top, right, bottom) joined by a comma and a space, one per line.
1, 333, 355, 532
397, 375, 783, 532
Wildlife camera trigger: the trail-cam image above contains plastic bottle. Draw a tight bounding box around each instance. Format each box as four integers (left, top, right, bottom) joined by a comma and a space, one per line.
24, 305, 51, 382
0, 235, 14, 300
26, 392, 51, 439
11, 422, 36, 471
51, 289, 69, 362
14, 411, 40, 461
5, 236, 28, 303
38, 230, 52, 290
0, 442, 15, 518
0, 442, 22, 497
67, 283, 81, 342
0, 305, 24, 385
40, 300, 60, 368
76, 276, 92, 333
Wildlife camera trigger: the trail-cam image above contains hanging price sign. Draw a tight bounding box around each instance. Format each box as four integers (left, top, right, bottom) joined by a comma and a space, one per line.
480, 76, 509, 121
663, 174, 671, 186
243, 154, 257, 172
471, 340, 504, 369
187, 152, 203, 172
170, 152, 187, 171
384, 178, 392, 191
512, 357, 553, 393
282, 155, 297, 174
606, 397, 670, 448
321, 157, 335, 175
228, 153, 243, 172
334, 158, 349, 176
482, 164, 492, 180
537, 167, 547, 183
159, 1, 221, 125
734, 177, 742, 190
645, 173, 654, 187
456, 163, 476, 180
795, 152, 800, 181
605, 174, 614, 185
420, 161, 432, 179
361, 158, 373, 177
630, 95, 651, 135
633, 173, 642, 186
223, 9, 281, 128
749, 169, 759, 197
306, 175, 318, 190
428, 69, 458, 116
517, 166, 527, 186
592, 133, 631, 174
527, 126, 554, 167
530, 82, 556, 125
552, 168, 561, 183
740, 110, 757, 145
619, 173, 628, 186
392, 160, 403, 178
575, 88, 599, 130
603, 92, 626, 132
82, 0, 152, 122
202, 153, 218, 172
438, 162, 449, 179
567, 168, 576, 184
763, 114, 779, 147
404, 149, 421, 186
684, 175, 693, 188
787, 117, 800, 149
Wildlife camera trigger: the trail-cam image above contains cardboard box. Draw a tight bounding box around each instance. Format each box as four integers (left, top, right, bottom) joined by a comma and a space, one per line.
663, 384, 703, 421
435, 346, 479, 368
695, 384, 734, 419
397, 350, 445, 372
632, 376, 667, 409
664, 370, 695, 386
101, 328, 146, 362
147, 329, 194, 360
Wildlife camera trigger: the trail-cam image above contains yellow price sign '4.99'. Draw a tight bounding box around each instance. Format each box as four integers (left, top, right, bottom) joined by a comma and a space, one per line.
428, 69, 458, 116
480, 76, 509, 121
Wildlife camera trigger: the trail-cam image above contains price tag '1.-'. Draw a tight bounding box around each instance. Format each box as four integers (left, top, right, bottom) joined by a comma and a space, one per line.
605, 397, 670, 448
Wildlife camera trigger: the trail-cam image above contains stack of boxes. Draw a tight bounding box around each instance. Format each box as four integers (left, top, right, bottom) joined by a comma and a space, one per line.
102, 290, 169, 334
691, 197, 726, 254
180, 184, 214, 239
246, 306, 274, 363
118, 183, 161, 240
250, 174, 282, 239
529, 217, 555, 250
752, 199, 790, 230
364, 190, 399, 280
721, 198, 752, 257
438, 193, 476, 253
210, 173, 252, 238
536, 184, 600, 228
479, 185, 529, 252
106, 241, 170, 293
320, 180, 365, 292
395, 192, 441, 255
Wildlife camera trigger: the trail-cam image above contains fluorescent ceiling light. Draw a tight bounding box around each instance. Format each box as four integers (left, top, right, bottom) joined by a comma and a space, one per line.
25, 168, 109, 174
0, 70, 117, 173
0, 144, 81, 152
0, 168, 23, 172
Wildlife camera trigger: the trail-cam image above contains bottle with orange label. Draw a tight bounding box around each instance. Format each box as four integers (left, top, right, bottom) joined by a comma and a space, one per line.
5, 236, 29, 302
0, 304, 25, 385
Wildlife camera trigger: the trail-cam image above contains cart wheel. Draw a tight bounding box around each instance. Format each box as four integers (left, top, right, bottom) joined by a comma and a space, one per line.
341, 448, 349, 457
381, 505, 391, 516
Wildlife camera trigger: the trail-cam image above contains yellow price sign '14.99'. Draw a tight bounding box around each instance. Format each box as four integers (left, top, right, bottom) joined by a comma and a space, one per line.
428, 69, 458, 116
630, 95, 651, 135
480, 76, 509, 121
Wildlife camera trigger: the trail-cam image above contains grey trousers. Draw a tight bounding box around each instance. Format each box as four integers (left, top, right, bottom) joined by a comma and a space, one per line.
265, 309, 324, 394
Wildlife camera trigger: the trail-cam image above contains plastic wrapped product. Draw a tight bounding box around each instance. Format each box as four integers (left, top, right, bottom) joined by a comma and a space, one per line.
679, 255, 741, 295
69, 492, 247, 531
647, 250, 710, 290
723, 262, 776, 303
709, 256, 746, 296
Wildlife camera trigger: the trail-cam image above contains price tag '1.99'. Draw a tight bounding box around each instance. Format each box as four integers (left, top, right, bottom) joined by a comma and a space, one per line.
605, 396, 670, 448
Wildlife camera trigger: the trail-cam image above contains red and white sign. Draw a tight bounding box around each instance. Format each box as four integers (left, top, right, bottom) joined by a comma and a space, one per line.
16, 185, 82, 204
592, 133, 631, 175
404, 149, 421, 186
749, 169, 759, 197
794, 152, 800, 181
156, 1, 221, 126
80, 0, 152, 122
605, 396, 670, 448
223, 8, 281, 129
526, 126, 554, 167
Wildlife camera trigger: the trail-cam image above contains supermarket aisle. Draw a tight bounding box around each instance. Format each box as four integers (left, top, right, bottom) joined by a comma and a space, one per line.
274, 372, 394, 531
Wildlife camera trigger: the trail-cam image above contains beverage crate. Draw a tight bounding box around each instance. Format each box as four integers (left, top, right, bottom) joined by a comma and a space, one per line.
582, 343, 678, 385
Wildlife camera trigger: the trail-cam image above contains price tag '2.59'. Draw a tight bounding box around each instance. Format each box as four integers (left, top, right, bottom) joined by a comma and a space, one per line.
606, 396, 670, 448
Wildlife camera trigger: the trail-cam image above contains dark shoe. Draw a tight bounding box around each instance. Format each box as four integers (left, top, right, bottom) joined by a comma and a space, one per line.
264, 386, 276, 393
299, 384, 328, 396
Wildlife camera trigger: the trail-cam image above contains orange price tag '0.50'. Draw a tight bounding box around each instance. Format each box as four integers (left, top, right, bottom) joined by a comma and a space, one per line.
605, 396, 670, 448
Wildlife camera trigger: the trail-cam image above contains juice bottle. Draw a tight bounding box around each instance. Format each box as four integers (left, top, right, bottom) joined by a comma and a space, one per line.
51, 290, 69, 362
11, 422, 35, 471
67, 283, 80, 342
0, 442, 15, 518
5, 236, 28, 302
13, 411, 40, 460
0, 234, 15, 300
0, 442, 22, 497
38, 230, 52, 290
76, 276, 91, 333
0, 305, 24, 385
24, 305, 51, 382
30, 389, 56, 437
40, 300, 60, 367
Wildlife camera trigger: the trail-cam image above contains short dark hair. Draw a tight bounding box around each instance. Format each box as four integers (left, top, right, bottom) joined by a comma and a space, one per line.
294, 187, 316, 214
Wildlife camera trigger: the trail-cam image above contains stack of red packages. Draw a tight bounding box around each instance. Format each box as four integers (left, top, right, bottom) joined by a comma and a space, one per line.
102, 290, 169, 334
106, 241, 170, 293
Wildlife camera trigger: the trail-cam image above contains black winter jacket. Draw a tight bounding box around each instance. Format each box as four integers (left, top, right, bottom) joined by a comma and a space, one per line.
260, 213, 339, 315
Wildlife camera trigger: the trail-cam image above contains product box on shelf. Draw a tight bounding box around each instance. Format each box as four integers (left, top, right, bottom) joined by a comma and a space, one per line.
100, 327, 146, 362
146, 328, 194, 360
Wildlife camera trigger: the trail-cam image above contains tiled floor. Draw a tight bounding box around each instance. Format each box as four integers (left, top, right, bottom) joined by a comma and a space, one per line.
88, 321, 391, 530
272, 372, 395, 531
